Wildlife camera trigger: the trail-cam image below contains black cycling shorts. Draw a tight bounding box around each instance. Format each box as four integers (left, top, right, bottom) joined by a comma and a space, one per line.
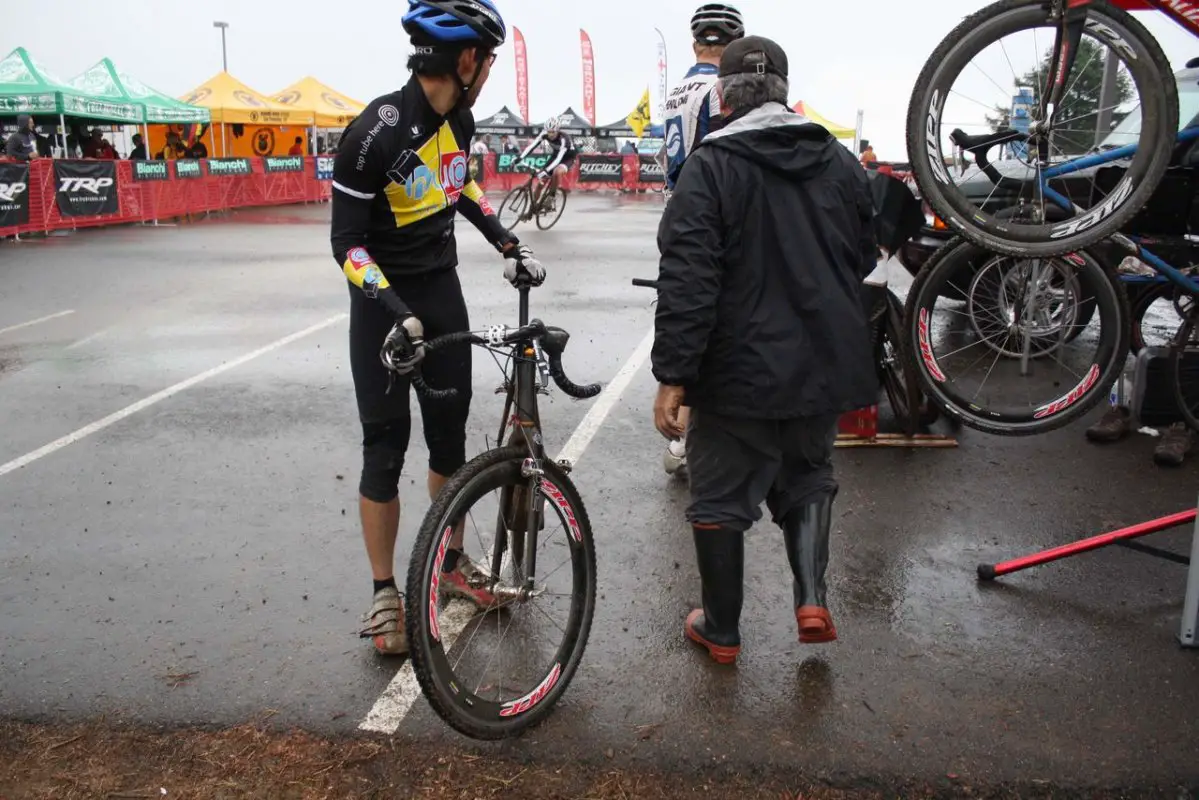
348, 267, 472, 490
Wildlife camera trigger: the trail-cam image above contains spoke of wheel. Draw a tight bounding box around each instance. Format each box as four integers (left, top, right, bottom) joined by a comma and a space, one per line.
1053, 101, 1134, 131
527, 597, 568, 637
999, 37, 1020, 95
937, 298, 1009, 328
949, 87, 1005, 114
471, 607, 519, 699
971, 338, 1011, 403
935, 328, 1014, 361
1062, 44, 1101, 108
533, 550, 573, 586
969, 60, 1018, 104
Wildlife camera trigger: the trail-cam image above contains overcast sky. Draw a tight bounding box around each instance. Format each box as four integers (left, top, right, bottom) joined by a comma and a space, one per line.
6, 0, 1197, 158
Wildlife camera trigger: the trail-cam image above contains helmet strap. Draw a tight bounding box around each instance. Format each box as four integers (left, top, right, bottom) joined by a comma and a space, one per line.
454, 50, 487, 110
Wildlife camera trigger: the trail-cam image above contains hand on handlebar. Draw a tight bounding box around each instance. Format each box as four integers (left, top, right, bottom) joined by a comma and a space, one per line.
380, 315, 426, 375
503, 244, 546, 287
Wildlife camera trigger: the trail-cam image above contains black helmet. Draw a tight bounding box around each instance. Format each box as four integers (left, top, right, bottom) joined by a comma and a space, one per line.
402, 0, 507, 49
690, 3, 744, 46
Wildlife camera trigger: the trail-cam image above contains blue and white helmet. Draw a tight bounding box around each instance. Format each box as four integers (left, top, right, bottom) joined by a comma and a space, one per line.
543, 116, 562, 135
402, 0, 507, 48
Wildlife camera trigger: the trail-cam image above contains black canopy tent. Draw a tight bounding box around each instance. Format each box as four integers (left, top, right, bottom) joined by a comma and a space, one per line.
551, 107, 593, 137
474, 105, 530, 137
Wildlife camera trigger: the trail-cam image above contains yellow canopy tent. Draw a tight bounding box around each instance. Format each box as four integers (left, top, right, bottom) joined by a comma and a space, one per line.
156, 71, 316, 158
792, 101, 856, 140
272, 77, 364, 129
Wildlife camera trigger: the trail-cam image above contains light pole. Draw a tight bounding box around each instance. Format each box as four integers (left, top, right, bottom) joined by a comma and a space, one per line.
213, 21, 229, 72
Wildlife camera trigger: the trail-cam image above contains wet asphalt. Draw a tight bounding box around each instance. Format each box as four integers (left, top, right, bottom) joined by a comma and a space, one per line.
2, 195, 1198, 792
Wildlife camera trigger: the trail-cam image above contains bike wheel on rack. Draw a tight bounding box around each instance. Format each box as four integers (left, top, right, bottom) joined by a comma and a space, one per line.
1169, 305, 1199, 433
536, 188, 567, 230
906, 0, 1177, 258
905, 237, 1129, 436
498, 184, 531, 231
1131, 282, 1195, 355
877, 288, 937, 437
406, 446, 597, 740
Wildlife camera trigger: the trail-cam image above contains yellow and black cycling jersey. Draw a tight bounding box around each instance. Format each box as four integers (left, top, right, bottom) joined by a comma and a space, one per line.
330, 74, 512, 281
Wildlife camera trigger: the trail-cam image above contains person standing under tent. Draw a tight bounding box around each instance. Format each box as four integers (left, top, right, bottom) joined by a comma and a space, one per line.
658, 2, 745, 478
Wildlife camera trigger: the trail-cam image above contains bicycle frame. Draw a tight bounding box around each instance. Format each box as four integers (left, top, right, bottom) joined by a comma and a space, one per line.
487, 286, 548, 590
1103, 0, 1199, 39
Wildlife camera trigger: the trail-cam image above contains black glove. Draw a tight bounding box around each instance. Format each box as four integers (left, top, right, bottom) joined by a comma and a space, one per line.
380, 315, 426, 375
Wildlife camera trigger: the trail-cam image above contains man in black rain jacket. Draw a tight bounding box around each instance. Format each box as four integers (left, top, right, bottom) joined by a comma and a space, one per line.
651, 35, 876, 663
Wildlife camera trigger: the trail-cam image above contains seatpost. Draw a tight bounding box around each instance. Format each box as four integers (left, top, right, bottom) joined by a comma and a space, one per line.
519, 284, 530, 326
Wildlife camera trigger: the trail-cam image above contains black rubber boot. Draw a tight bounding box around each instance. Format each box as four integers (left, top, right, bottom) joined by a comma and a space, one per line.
783, 495, 838, 643
684, 525, 744, 663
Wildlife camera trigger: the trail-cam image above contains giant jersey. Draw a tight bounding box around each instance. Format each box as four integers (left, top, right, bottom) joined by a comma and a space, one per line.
662, 62, 721, 189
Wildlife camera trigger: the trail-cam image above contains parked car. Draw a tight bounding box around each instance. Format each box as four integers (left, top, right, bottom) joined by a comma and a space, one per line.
898, 61, 1199, 279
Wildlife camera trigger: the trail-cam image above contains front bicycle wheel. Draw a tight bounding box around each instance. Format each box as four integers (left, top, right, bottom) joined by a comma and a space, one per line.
498, 184, 531, 231
406, 446, 597, 740
907, 0, 1177, 258
905, 237, 1129, 435
536, 188, 567, 230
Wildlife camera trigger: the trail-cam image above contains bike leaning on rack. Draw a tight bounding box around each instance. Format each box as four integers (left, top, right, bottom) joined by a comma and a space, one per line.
394, 276, 601, 740
498, 167, 568, 232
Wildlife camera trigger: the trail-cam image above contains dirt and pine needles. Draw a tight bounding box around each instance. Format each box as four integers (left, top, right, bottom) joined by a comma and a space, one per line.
1, 718, 1194, 800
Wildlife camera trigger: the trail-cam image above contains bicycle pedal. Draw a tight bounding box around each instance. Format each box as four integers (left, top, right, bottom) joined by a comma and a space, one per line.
556, 458, 573, 474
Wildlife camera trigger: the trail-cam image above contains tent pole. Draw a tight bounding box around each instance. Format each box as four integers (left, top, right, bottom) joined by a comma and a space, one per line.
854, 109, 864, 158
59, 113, 67, 158
145, 122, 159, 226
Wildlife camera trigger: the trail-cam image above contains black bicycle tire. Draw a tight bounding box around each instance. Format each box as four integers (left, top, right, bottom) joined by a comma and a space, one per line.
904, 237, 1130, 435
878, 290, 923, 437
1129, 282, 1195, 356
536, 188, 568, 231
498, 185, 530, 232
906, 0, 1178, 258
405, 446, 597, 740
1170, 305, 1199, 433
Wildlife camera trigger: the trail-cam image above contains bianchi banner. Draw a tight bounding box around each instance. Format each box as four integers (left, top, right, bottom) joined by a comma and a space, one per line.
638, 154, 664, 184
496, 153, 551, 174
207, 158, 252, 177
54, 161, 119, 217
263, 155, 305, 173
132, 160, 170, 181
175, 160, 203, 179
577, 154, 624, 183
315, 156, 335, 181
0, 162, 30, 228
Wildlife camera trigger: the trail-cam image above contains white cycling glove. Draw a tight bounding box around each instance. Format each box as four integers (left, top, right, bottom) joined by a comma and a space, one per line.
503, 244, 546, 287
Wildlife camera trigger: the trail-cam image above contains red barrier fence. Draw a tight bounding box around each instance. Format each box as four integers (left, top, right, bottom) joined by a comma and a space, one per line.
0, 153, 663, 239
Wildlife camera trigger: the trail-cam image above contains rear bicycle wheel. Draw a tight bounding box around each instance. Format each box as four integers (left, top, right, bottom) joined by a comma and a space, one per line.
906, 0, 1177, 258
406, 446, 596, 740
877, 288, 936, 437
1169, 305, 1199, 433
536, 188, 567, 230
905, 237, 1129, 435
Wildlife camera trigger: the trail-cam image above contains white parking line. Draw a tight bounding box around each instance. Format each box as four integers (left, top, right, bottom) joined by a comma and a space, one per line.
358, 325, 655, 735
65, 326, 114, 351
0, 310, 75, 337
0, 314, 347, 479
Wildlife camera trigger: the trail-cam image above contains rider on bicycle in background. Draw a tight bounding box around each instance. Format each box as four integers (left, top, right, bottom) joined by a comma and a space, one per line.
329, 0, 546, 657
519, 116, 577, 211
658, 2, 745, 476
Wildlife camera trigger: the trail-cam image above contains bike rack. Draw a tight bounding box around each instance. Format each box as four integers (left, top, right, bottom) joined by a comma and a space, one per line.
978, 503, 1199, 648
835, 406, 958, 449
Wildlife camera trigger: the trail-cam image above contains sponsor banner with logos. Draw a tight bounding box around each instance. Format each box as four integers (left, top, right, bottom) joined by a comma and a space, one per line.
61, 95, 144, 123
54, 161, 119, 218
263, 155, 305, 174
132, 160, 170, 182
0, 94, 58, 114
207, 158, 253, 177
638, 154, 664, 184
576, 154, 624, 183
174, 160, 204, 179
496, 153, 551, 174
315, 156, 335, 181
0, 162, 30, 227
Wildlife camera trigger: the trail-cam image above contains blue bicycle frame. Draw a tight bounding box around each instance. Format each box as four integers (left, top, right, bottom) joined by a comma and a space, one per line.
1038, 125, 1199, 295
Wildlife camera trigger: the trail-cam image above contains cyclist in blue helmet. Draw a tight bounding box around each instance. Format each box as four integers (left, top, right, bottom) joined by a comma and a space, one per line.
331, 0, 546, 656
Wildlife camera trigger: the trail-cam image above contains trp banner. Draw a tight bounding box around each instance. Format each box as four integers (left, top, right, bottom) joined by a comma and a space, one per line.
54, 160, 119, 218
0, 162, 30, 227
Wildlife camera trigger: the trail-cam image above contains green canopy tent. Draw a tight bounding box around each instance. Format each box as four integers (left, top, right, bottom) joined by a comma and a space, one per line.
1, 47, 143, 153
70, 58, 210, 157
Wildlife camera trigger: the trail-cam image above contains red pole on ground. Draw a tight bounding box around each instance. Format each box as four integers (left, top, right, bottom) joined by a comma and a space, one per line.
978, 509, 1197, 580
